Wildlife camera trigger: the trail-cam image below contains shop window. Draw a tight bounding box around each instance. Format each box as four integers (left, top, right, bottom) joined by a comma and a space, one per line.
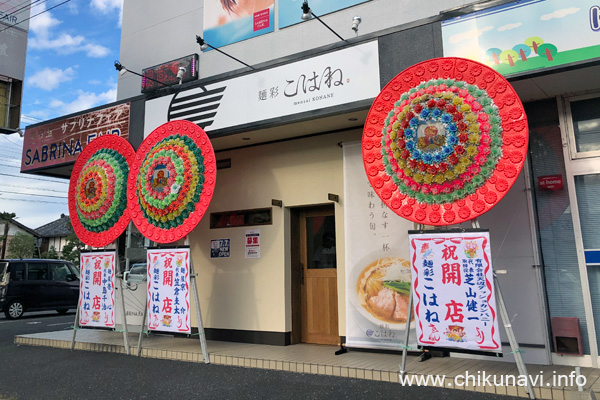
566, 95, 600, 158
210, 208, 272, 229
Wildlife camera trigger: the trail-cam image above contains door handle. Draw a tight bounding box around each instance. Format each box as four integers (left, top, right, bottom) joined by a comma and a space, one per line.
300, 263, 304, 285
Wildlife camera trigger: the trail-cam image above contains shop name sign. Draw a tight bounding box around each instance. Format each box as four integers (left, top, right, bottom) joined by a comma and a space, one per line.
538, 174, 563, 191
144, 41, 380, 136
21, 103, 130, 172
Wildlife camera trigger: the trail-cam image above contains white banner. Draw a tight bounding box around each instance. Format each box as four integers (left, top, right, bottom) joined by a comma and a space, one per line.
343, 142, 417, 350
144, 41, 380, 135
409, 231, 501, 352
79, 251, 116, 328
245, 229, 260, 259
147, 248, 191, 334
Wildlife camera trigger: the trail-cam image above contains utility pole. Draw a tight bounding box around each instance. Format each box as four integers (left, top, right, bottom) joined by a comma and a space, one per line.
0, 212, 16, 259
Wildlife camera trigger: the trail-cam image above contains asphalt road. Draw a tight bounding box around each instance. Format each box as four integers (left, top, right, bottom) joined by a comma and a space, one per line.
0, 312, 521, 400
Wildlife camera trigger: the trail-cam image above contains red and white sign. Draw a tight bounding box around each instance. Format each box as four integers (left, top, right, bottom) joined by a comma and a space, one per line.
79, 251, 116, 328
538, 175, 563, 191
245, 229, 260, 259
409, 231, 501, 352
147, 248, 191, 333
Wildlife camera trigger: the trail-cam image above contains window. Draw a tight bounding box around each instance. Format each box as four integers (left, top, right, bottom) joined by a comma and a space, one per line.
27, 263, 49, 281
567, 95, 600, 158
10, 262, 25, 281
51, 263, 71, 281
210, 208, 272, 229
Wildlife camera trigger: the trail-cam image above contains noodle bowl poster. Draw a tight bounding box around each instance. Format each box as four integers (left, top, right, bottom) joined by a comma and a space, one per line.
147, 248, 191, 334
409, 230, 501, 352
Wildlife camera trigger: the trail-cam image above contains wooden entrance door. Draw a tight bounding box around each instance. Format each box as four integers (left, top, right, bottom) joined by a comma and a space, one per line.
297, 206, 339, 345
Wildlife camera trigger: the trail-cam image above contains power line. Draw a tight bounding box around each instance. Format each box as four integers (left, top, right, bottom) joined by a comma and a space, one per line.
0, 189, 67, 199
3, 0, 46, 19
0, 196, 67, 204
2, 182, 67, 193
0, 0, 72, 33
0, 171, 68, 184
0, 135, 23, 149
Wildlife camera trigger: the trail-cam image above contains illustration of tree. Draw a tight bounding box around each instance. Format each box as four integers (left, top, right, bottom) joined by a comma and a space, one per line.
500, 49, 519, 67
485, 48, 503, 65
537, 43, 558, 61
512, 44, 531, 61
524, 36, 544, 54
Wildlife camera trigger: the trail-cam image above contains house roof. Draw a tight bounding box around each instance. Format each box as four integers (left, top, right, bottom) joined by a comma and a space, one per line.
6, 218, 40, 238
35, 214, 72, 238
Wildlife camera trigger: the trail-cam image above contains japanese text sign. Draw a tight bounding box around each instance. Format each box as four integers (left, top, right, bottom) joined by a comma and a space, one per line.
79, 251, 116, 328
409, 231, 501, 352
147, 248, 191, 334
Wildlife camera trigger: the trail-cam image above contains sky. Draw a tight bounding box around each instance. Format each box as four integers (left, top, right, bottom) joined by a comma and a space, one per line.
0, 0, 123, 229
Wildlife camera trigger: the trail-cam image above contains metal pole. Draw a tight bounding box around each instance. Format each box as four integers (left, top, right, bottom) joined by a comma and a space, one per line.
187, 241, 210, 364
399, 290, 413, 379
70, 296, 81, 350
118, 275, 130, 355
494, 274, 536, 399
136, 291, 148, 357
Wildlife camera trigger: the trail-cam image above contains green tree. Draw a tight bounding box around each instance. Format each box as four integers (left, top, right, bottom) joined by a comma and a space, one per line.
0, 211, 16, 259
524, 36, 544, 54
6, 231, 37, 259
537, 43, 558, 61
61, 222, 86, 267
41, 245, 60, 260
500, 49, 519, 67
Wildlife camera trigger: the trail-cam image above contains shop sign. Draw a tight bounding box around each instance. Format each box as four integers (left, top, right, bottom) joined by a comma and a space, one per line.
538, 174, 563, 191
147, 248, 191, 334
79, 251, 116, 329
211, 238, 231, 258
21, 102, 130, 172
141, 54, 198, 93
442, 0, 600, 76
144, 41, 380, 136
245, 229, 260, 258
409, 231, 501, 352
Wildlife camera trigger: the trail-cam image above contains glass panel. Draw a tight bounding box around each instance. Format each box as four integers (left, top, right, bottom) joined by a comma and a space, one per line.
27, 263, 49, 280
9, 262, 25, 281
306, 215, 336, 269
50, 263, 71, 281
528, 99, 590, 354
575, 174, 600, 351
571, 97, 600, 153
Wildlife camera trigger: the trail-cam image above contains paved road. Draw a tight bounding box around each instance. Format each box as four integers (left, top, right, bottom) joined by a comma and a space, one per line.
0, 312, 520, 400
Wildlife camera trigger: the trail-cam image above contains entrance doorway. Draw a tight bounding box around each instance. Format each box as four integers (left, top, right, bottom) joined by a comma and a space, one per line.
291, 205, 339, 345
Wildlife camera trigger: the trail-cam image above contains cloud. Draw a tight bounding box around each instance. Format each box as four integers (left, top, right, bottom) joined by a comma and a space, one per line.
27, 2, 111, 57
448, 26, 494, 44
91, 0, 124, 26
27, 67, 77, 91
48, 85, 117, 115
541, 7, 579, 21
498, 22, 522, 32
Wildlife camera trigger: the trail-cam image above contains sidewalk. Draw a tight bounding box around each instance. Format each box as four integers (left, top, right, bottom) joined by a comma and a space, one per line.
15, 329, 600, 400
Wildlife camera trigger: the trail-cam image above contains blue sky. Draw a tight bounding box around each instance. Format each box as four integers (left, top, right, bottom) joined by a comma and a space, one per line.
0, 0, 122, 229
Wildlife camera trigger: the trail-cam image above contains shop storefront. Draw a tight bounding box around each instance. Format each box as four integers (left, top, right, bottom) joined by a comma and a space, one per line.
20, 0, 600, 367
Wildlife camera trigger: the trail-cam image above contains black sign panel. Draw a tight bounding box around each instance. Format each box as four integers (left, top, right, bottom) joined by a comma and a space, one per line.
141, 54, 198, 93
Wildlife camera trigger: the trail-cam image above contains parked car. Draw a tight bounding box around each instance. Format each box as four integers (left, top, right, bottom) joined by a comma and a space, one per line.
0, 259, 80, 319
124, 263, 147, 285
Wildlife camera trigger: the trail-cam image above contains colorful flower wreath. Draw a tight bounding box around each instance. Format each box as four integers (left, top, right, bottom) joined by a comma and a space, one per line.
68, 135, 135, 247
363, 58, 528, 225
128, 120, 216, 243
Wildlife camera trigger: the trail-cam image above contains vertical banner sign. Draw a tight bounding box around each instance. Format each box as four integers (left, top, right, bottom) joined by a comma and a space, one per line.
409, 231, 501, 352
343, 142, 417, 350
79, 251, 116, 328
245, 229, 260, 258
147, 248, 191, 334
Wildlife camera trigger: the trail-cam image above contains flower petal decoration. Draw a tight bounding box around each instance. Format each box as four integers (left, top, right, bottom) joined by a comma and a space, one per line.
127, 120, 216, 243
68, 135, 135, 247
362, 57, 528, 226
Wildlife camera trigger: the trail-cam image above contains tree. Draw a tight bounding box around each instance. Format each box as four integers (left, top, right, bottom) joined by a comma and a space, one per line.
537, 43, 558, 61
0, 211, 16, 259
524, 36, 544, 54
512, 44, 531, 61
485, 48, 503, 65
500, 49, 519, 67
6, 232, 37, 259
41, 245, 60, 260
61, 222, 86, 267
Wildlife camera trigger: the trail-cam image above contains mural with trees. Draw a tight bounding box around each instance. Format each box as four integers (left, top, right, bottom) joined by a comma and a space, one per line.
486, 36, 557, 69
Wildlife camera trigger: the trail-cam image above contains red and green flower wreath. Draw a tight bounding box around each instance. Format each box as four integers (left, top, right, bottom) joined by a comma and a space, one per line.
127, 120, 216, 243
68, 135, 135, 247
363, 58, 528, 225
